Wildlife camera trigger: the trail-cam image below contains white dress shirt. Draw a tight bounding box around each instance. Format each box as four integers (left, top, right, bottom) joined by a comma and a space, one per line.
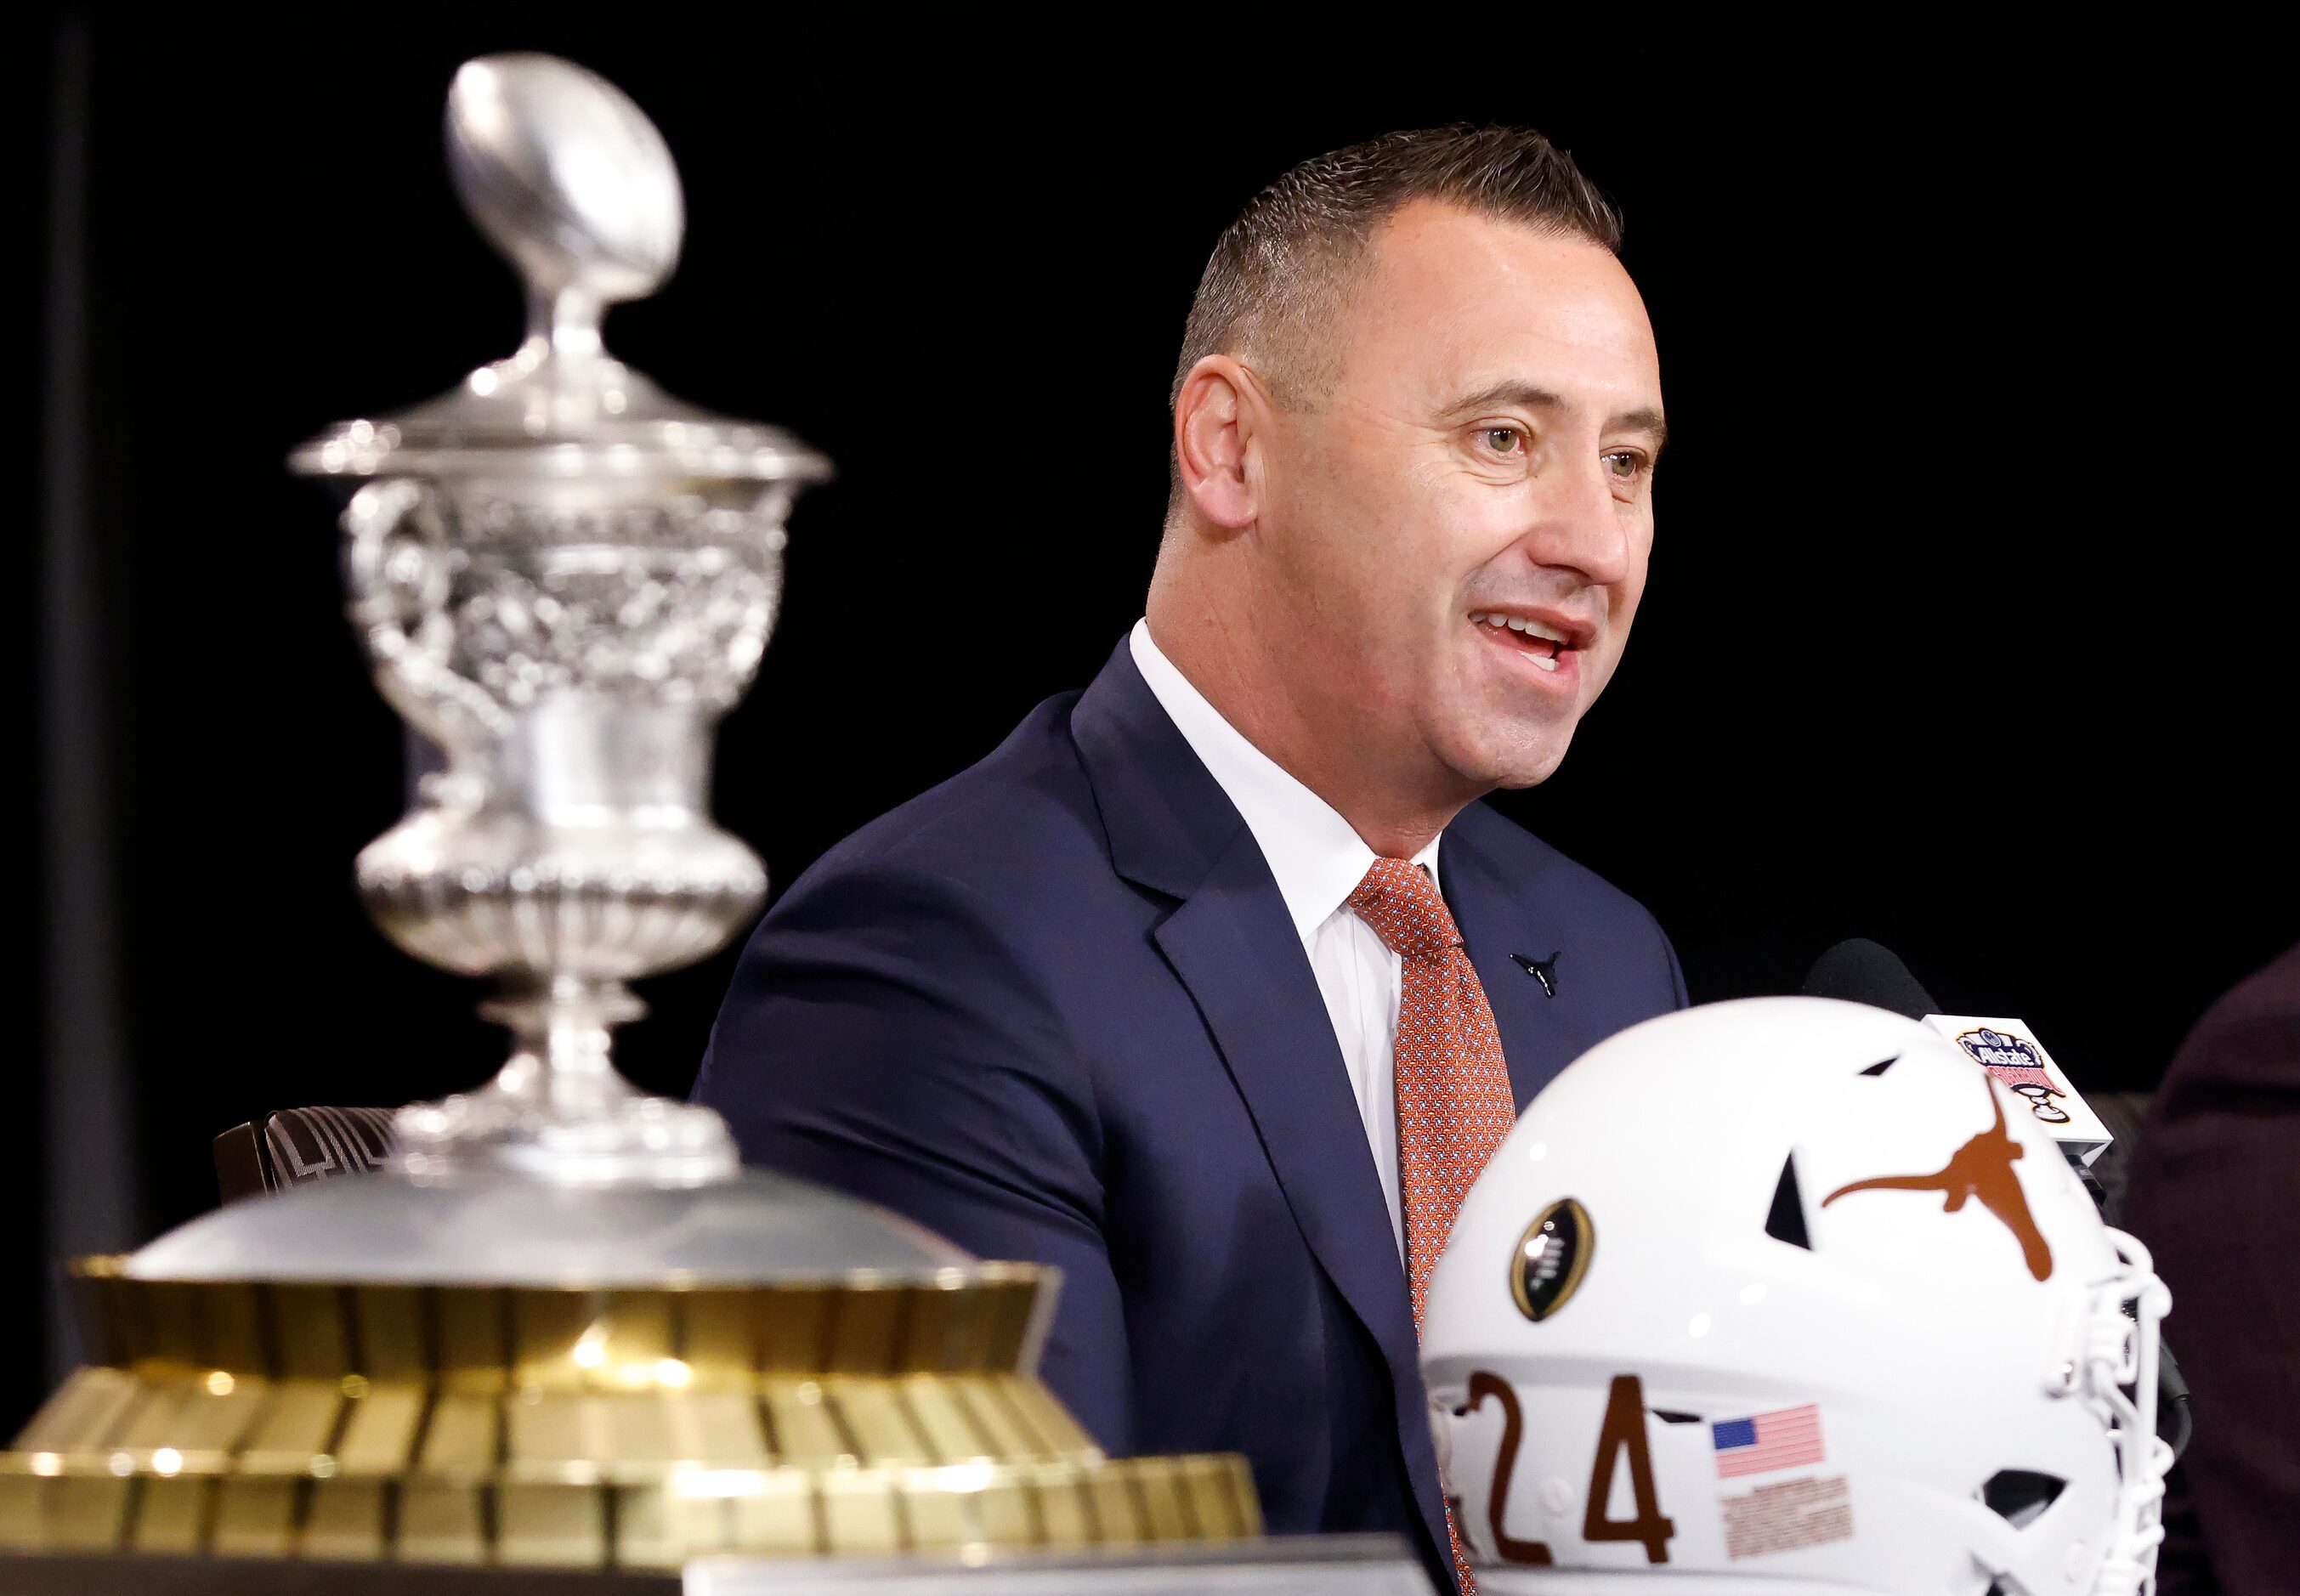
1130, 619, 1435, 1260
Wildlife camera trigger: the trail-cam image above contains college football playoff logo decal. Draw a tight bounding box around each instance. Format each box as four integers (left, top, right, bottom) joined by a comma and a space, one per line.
1511, 1197, 1595, 1322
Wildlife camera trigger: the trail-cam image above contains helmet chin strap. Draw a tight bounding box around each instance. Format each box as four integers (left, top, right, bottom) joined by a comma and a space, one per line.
2086, 1229, 2173, 1596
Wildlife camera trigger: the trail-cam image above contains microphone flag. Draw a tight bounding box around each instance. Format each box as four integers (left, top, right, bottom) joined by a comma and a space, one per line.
1919, 1014, 2114, 1166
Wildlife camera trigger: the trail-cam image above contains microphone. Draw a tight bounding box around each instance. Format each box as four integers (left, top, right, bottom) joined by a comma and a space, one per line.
1801, 940, 2112, 1168
1800, 936, 1940, 1019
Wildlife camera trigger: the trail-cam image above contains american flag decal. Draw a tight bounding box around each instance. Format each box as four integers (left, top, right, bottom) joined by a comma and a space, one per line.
1712, 1403, 1825, 1479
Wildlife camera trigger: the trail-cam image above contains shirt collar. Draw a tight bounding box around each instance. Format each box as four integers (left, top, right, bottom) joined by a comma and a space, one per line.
1130, 619, 1441, 950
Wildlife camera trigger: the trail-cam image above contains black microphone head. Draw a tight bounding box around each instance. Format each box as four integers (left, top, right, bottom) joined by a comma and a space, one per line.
1801, 938, 1940, 1020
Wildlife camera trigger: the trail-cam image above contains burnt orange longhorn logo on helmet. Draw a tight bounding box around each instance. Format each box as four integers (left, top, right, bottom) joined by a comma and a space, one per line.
1822, 1074, 2052, 1281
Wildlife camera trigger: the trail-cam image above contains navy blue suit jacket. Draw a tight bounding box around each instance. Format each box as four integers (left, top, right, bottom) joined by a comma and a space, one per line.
694, 642, 1685, 1589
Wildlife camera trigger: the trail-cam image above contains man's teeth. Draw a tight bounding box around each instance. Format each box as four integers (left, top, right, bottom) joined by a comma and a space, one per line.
1470, 611, 1568, 671
1470, 611, 1570, 643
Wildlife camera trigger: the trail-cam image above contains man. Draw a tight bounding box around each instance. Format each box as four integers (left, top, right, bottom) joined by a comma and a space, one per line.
696, 127, 1682, 1591
2122, 942, 2300, 1595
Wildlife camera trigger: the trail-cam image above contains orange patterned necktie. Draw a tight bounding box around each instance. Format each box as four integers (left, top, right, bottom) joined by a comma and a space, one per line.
1348, 856, 1520, 1595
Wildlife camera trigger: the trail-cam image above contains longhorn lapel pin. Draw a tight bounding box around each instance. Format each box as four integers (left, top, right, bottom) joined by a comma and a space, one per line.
1510, 951, 1561, 998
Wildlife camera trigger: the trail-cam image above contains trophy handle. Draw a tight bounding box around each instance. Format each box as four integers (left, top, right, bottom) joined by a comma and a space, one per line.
343, 479, 510, 769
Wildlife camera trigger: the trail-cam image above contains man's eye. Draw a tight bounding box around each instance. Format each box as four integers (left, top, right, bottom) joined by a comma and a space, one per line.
1482, 427, 1526, 455
1603, 450, 1646, 480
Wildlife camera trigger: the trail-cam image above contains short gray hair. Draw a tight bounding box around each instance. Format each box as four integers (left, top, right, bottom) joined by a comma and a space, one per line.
1167, 125, 1622, 504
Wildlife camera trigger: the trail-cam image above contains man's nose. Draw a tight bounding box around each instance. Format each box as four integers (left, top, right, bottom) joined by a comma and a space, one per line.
1523, 456, 1633, 588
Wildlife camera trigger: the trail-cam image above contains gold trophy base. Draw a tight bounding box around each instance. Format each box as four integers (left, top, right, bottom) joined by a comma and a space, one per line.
0, 1263, 1260, 1570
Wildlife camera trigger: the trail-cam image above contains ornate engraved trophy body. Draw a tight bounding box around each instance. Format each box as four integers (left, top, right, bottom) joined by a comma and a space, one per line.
310, 49, 806, 1189
0, 55, 1271, 1576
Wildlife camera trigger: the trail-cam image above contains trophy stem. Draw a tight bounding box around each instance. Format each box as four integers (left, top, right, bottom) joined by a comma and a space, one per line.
525, 283, 604, 362
390, 971, 739, 1186
482, 971, 647, 1114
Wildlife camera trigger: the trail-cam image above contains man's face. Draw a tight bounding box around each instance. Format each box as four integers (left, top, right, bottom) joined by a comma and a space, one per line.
1253, 201, 1663, 795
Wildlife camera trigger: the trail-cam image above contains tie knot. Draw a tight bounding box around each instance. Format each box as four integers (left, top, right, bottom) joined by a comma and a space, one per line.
1347, 857, 1461, 959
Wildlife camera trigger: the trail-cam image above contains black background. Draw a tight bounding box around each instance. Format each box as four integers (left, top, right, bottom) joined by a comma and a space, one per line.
15, 13, 2286, 1432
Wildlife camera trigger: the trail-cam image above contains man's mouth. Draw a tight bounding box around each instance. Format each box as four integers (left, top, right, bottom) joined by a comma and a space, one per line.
1468, 609, 1582, 675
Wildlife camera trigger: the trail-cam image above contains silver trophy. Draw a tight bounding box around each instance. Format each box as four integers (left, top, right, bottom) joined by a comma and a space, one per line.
0, 54, 1273, 1574
295, 54, 829, 1187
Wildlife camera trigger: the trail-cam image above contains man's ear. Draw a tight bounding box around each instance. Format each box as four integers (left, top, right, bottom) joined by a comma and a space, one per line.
1173, 354, 1266, 532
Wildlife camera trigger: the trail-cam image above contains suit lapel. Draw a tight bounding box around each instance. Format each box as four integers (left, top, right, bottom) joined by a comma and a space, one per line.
1072, 642, 1447, 1566
1443, 804, 1576, 1112
1151, 829, 1419, 1361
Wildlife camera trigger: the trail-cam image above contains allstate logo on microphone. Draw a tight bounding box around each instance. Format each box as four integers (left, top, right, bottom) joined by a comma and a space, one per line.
1953, 1027, 2052, 1090
1922, 1014, 2113, 1162
1956, 1028, 2069, 1121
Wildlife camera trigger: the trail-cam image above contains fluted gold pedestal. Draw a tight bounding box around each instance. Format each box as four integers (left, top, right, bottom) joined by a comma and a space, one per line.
0, 1261, 1259, 1569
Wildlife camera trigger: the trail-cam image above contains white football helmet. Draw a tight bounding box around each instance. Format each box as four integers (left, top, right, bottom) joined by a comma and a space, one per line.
1422, 998, 2171, 1596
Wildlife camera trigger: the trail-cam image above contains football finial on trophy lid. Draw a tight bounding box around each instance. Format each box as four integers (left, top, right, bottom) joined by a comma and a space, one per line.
446, 54, 681, 380
449, 54, 683, 320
